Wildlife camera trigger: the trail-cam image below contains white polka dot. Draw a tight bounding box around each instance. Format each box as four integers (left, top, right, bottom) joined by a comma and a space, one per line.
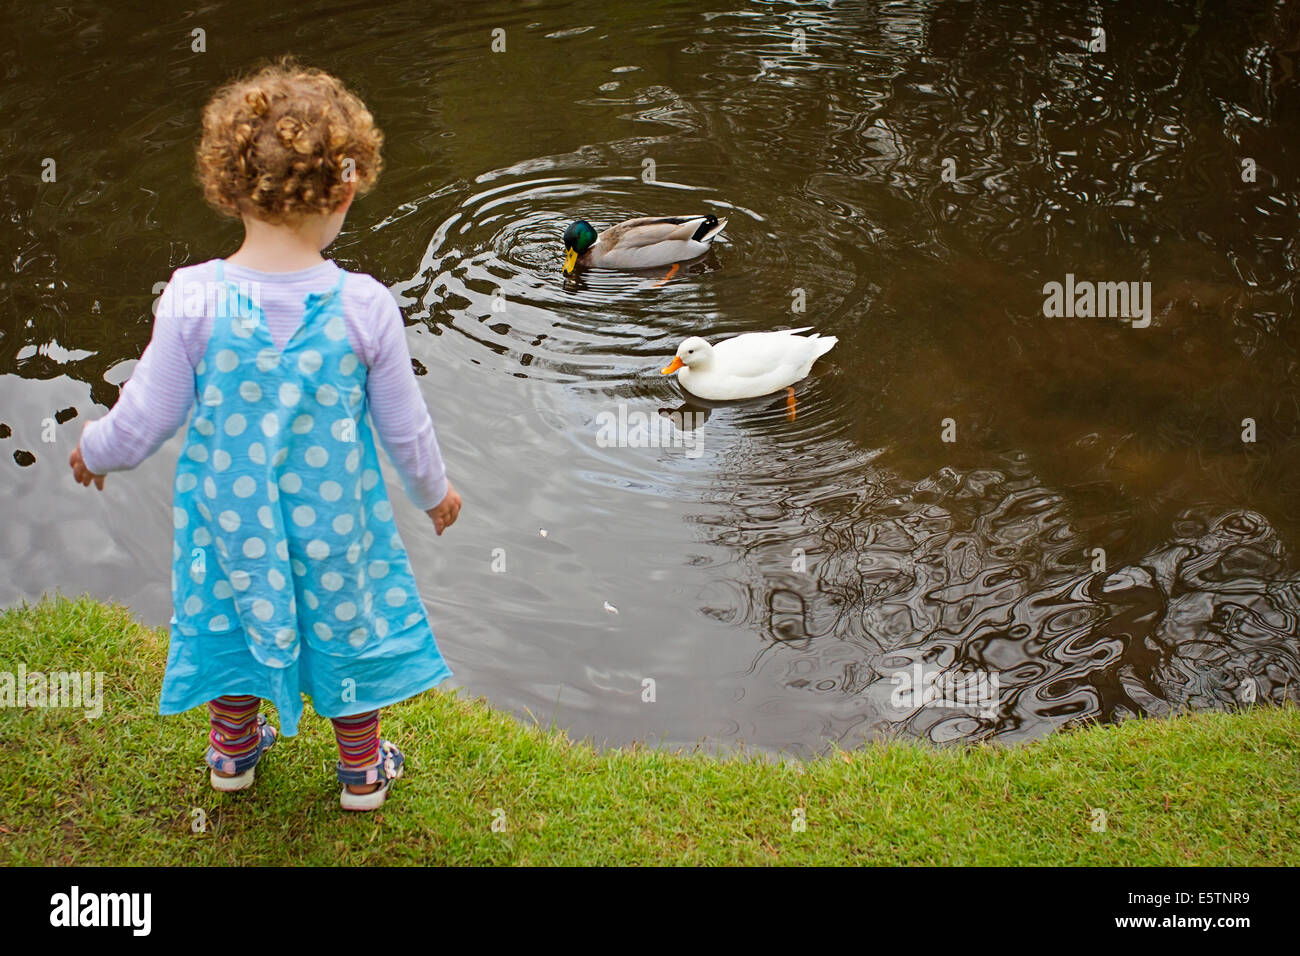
390, 532, 403, 550
202, 385, 223, 407
215, 539, 227, 558
203, 477, 216, 499
233, 476, 256, 497
363, 591, 372, 614
293, 505, 315, 527
279, 382, 301, 407
375, 618, 388, 638
293, 560, 308, 578
252, 598, 273, 621
373, 501, 393, 522
314, 622, 332, 640
405, 612, 421, 627
385, 587, 407, 607
345, 449, 360, 473
194, 417, 216, 436
177, 473, 197, 492
298, 350, 322, 374
243, 537, 266, 559
268, 568, 285, 591
213, 449, 231, 472
192, 527, 211, 547
213, 580, 233, 600
261, 413, 280, 437
279, 473, 302, 494
362, 531, 374, 549
210, 614, 230, 630
320, 480, 342, 502
195, 360, 206, 375
224, 414, 246, 437
335, 601, 357, 622
229, 569, 251, 591
322, 571, 343, 591
256, 348, 279, 372
239, 381, 262, 403
232, 317, 254, 338
302, 588, 318, 608
357, 569, 368, 590
274, 628, 294, 649
275, 540, 288, 560
305, 446, 328, 468
348, 385, 362, 407
258, 505, 274, 529
292, 414, 314, 434
306, 539, 329, 560
346, 542, 361, 564
316, 384, 338, 406
216, 349, 239, 372
340, 353, 358, 375
348, 627, 368, 648
173, 507, 187, 529
186, 445, 208, 462
368, 560, 389, 579
330, 419, 353, 443
324, 315, 346, 341
266, 480, 278, 502
218, 511, 241, 532
249, 442, 266, 465
332, 514, 354, 535
272, 447, 289, 467
184, 595, 203, 615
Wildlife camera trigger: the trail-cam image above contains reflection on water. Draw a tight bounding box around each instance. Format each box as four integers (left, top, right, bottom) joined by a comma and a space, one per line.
1, 0, 1298, 755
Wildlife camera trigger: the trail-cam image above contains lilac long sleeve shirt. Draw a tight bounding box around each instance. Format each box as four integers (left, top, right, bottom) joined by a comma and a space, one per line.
80, 259, 449, 510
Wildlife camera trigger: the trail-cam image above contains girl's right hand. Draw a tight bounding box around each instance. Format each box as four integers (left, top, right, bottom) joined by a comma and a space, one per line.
426, 482, 462, 536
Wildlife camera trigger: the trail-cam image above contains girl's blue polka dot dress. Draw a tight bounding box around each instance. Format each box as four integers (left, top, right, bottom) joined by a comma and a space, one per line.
160, 262, 451, 735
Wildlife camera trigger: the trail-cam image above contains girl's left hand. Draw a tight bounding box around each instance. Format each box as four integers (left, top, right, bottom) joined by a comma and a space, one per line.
69, 443, 105, 490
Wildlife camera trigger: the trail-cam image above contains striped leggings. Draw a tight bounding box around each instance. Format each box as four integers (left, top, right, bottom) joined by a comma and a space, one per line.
208, 695, 380, 770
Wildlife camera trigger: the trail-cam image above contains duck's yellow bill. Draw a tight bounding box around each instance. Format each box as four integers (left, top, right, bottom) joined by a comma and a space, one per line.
661, 357, 684, 374
563, 249, 578, 274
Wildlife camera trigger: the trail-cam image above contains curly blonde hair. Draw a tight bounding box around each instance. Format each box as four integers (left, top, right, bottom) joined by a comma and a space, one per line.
196, 61, 383, 223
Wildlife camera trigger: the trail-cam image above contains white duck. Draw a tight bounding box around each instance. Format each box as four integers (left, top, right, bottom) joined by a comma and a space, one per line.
660, 328, 837, 412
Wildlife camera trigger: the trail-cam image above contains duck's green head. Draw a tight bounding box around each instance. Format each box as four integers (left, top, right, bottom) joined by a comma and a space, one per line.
562, 220, 597, 274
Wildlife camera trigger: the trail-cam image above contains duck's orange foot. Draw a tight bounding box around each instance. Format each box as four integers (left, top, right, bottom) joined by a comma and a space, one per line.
786, 387, 797, 421
654, 263, 681, 286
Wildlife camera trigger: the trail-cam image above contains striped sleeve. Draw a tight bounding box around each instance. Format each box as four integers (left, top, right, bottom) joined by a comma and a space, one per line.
79, 276, 197, 474
358, 281, 449, 511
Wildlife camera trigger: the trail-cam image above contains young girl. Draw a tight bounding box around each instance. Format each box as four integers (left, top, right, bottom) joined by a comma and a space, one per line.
69, 62, 461, 811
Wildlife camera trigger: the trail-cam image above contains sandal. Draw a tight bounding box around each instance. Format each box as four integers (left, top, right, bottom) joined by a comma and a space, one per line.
206, 713, 278, 792
338, 739, 404, 812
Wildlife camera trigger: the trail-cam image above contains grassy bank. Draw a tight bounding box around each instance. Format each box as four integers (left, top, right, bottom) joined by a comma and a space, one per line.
1, 595, 1296, 865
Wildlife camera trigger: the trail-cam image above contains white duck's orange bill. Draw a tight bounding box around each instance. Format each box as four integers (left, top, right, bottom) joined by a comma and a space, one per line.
661, 357, 684, 374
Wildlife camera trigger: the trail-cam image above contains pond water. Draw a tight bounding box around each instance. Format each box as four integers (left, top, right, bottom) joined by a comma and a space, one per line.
3, 0, 1298, 756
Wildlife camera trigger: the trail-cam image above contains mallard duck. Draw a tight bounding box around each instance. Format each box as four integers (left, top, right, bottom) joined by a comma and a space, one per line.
660, 328, 837, 405
562, 215, 727, 274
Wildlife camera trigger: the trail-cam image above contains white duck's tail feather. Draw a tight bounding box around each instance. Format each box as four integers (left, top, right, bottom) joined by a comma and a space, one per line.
812, 335, 838, 358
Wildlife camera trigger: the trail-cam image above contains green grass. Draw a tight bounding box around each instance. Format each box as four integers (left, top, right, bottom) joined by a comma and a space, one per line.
1, 594, 1296, 865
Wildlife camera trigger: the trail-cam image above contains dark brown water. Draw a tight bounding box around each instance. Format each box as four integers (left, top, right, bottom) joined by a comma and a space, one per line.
2, 0, 1298, 755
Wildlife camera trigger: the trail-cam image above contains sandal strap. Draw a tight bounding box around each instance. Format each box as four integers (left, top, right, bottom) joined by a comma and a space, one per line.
336, 739, 404, 785
206, 714, 276, 775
